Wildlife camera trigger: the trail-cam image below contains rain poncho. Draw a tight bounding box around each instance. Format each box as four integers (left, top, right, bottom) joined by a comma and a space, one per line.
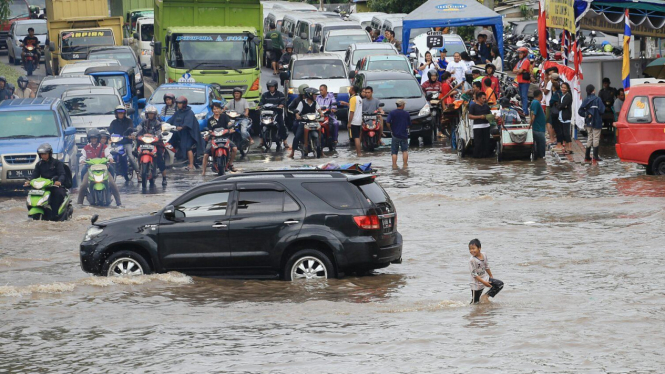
168, 105, 204, 159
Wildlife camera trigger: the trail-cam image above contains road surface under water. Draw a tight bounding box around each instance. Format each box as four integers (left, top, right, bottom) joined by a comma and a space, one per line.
1, 137, 664, 373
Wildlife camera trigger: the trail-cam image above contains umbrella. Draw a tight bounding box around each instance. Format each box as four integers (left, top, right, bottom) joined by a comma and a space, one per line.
644, 57, 665, 79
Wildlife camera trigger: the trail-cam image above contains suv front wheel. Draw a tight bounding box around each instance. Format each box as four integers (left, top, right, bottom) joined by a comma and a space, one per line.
102, 250, 152, 277
284, 249, 333, 281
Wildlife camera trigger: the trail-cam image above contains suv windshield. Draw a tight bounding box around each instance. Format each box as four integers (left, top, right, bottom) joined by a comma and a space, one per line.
16, 23, 47, 35
370, 78, 423, 99
352, 49, 397, 65
293, 59, 345, 80
63, 95, 121, 116
89, 52, 136, 67
168, 33, 258, 70
367, 59, 410, 73
39, 83, 94, 98
150, 87, 206, 105
92, 75, 127, 96
326, 34, 370, 52
61, 30, 115, 54
0, 111, 59, 139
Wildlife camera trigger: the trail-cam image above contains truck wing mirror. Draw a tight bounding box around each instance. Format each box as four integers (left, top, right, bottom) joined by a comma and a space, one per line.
49, 41, 55, 52
154, 41, 162, 55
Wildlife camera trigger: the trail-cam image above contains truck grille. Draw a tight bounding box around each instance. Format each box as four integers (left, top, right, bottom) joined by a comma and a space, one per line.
217, 85, 248, 96
3, 154, 37, 164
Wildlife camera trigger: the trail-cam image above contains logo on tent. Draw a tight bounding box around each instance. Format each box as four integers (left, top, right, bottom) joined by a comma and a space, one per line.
435, 4, 467, 11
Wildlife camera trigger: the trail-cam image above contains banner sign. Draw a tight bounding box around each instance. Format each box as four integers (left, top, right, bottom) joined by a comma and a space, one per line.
545, 0, 576, 34
579, 13, 665, 38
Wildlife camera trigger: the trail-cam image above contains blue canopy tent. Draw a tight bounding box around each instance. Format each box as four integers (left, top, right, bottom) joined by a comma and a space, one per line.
401, 0, 504, 59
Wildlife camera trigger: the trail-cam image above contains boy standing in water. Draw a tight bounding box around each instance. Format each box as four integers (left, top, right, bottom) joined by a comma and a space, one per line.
469, 239, 503, 303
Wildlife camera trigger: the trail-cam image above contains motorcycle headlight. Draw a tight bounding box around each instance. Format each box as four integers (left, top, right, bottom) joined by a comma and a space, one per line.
83, 226, 104, 242
195, 112, 207, 120
262, 118, 271, 124
32, 180, 45, 189
135, 72, 141, 83
37, 194, 50, 206
93, 174, 104, 183
419, 103, 431, 117
52, 152, 65, 160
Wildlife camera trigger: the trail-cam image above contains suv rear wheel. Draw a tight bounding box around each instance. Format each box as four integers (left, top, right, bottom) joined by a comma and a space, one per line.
102, 250, 151, 277
284, 249, 333, 281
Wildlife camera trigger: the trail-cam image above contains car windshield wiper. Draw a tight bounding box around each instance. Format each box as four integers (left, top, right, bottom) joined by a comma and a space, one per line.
327, 76, 346, 79
299, 76, 322, 79
186, 62, 242, 74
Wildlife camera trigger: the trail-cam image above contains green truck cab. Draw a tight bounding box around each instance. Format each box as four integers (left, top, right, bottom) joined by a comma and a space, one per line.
152, 0, 263, 100
109, 0, 154, 37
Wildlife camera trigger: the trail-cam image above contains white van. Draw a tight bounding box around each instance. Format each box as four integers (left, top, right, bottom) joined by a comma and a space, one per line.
347, 12, 386, 29
132, 17, 154, 74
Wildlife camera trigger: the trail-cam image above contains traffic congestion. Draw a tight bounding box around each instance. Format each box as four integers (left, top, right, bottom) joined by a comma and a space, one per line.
1, 0, 665, 372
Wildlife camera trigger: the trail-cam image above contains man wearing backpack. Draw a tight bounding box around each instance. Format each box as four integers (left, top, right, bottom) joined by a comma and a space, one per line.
578, 84, 605, 162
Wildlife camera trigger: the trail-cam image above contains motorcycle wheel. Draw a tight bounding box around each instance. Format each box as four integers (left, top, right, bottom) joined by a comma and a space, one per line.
31, 213, 43, 221
263, 131, 272, 152
216, 156, 227, 176
141, 163, 149, 189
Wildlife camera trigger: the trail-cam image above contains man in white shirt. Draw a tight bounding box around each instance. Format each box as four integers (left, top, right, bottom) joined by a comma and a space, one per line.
446, 52, 467, 84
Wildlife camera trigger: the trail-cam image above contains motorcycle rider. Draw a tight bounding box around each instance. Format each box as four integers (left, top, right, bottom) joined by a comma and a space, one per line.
225, 87, 253, 153
258, 79, 289, 151
0, 76, 12, 100
136, 105, 168, 186
108, 105, 138, 177
361, 86, 385, 143
21, 27, 40, 61
201, 101, 238, 176
160, 92, 177, 118
293, 87, 324, 156
278, 43, 294, 86
24, 144, 67, 220
79, 129, 114, 179
422, 70, 442, 95
315, 84, 340, 147
15, 76, 34, 98
168, 96, 204, 171
99, 129, 110, 147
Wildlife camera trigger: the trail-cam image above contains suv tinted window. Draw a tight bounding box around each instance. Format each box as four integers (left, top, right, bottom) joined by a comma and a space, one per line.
627, 96, 652, 123
357, 181, 389, 204
176, 192, 230, 218
302, 182, 360, 209
237, 190, 297, 214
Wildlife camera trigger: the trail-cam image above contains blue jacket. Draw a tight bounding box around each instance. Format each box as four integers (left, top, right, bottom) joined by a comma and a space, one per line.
168, 105, 205, 158
578, 94, 606, 129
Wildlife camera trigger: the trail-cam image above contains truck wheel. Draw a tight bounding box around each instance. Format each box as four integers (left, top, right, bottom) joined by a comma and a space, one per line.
284, 249, 333, 281
652, 155, 665, 175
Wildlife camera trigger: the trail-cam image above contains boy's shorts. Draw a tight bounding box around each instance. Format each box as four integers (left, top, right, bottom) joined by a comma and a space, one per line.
391, 137, 409, 155
350, 125, 361, 139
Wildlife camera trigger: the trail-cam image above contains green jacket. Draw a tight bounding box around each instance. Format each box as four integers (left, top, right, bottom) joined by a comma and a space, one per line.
267, 30, 284, 50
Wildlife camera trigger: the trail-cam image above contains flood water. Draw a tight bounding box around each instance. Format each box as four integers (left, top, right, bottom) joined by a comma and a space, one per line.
2, 137, 664, 373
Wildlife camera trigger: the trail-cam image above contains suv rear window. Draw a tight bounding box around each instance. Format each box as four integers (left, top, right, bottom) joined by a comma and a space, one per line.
627, 96, 652, 123
302, 182, 360, 209
357, 181, 389, 204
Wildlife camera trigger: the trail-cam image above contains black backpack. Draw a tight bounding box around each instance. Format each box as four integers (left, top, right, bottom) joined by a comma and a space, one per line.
62, 162, 73, 189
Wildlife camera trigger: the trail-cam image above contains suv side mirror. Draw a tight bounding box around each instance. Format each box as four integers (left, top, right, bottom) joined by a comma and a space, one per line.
64, 127, 76, 136
154, 41, 162, 55
49, 41, 55, 52
163, 205, 185, 221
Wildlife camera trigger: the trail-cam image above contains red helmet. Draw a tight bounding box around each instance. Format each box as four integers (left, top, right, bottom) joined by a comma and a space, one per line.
517, 47, 529, 54
175, 95, 188, 106
554, 51, 563, 61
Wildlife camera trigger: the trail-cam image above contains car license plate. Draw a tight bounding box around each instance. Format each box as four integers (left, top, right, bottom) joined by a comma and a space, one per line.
7, 169, 31, 179
382, 218, 392, 228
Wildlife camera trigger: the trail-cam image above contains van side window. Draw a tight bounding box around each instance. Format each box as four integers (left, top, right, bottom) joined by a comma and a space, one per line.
627, 96, 652, 123
297, 21, 309, 39
654, 98, 665, 123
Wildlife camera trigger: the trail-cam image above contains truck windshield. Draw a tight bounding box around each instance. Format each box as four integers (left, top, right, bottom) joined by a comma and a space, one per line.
17, 23, 47, 36
149, 87, 207, 105
326, 34, 370, 52
63, 95, 121, 116
10, 2, 29, 18
140, 24, 154, 41
92, 75, 127, 96
61, 30, 115, 54
169, 33, 258, 70
0, 111, 59, 139
292, 60, 345, 80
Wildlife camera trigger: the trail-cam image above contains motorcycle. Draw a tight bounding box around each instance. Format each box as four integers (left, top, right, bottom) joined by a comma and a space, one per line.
319, 105, 336, 152
136, 133, 159, 189
425, 91, 443, 138
26, 178, 73, 221
84, 158, 113, 206
299, 112, 322, 158
158, 124, 179, 166
227, 110, 251, 156
208, 128, 233, 176
361, 110, 383, 152
23, 45, 38, 76
259, 103, 282, 152
109, 133, 135, 182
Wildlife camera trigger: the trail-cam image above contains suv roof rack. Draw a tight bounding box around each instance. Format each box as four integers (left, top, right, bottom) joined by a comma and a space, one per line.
212, 168, 372, 182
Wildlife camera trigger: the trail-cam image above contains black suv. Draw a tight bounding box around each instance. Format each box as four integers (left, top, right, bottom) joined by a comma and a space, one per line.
80, 171, 403, 280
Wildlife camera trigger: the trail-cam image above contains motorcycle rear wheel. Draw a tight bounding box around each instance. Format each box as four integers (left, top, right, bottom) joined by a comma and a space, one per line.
216, 156, 227, 176
141, 163, 150, 189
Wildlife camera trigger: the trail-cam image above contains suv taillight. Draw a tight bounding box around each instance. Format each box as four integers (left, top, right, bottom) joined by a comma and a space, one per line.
354, 215, 380, 230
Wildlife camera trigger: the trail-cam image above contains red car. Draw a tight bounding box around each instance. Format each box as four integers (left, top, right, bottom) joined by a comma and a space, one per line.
0, 0, 31, 50
615, 84, 665, 175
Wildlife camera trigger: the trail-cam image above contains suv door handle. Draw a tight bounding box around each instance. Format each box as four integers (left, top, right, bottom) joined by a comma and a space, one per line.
212, 223, 228, 228
284, 220, 299, 224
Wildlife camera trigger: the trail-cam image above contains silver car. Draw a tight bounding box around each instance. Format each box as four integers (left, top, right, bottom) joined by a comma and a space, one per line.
6, 19, 47, 65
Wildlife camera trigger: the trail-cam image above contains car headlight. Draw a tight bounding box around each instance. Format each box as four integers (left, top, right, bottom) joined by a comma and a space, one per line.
195, 112, 207, 120
53, 152, 65, 160
418, 103, 431, 117
83, 226, 104, 242
288, 88, 294, 94
135, 72, 141, 83
141, 49, 152, 56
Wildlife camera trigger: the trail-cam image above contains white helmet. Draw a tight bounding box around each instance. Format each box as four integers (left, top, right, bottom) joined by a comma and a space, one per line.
145, 105, 158, 115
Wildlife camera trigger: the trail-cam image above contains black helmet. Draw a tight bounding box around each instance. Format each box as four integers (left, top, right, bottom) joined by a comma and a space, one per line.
37, 143, 53, 156
17, 76, 29, 88
285, 42, 294, 50
427, 70, 438, 80
99, 129, 110, 139
175, 95, 188, 106
232, 87, 243, 95
163, 92, 175, 103
87, 128, 101, 141
303, 87, 318, 100
267, 79, 278, 89
7, 83, 15, 93
0, 76, 6, 84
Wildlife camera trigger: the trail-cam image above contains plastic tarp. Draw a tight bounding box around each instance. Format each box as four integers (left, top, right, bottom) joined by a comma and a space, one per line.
401, 0, 504, 58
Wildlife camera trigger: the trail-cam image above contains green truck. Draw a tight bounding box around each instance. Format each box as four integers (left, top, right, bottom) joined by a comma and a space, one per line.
109, 0, 154, 38
152, 0, 263, 100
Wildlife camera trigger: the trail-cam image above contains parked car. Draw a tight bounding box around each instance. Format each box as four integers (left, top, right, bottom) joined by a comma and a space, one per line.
344, 42, 399, 71
0, 0, 31, 50
311, 20, 362, 53
320, 29, 371, 59
85, 66, 140, 124
131, 17, 153, 75
347, 12, 386, 29
59, 59, 121, 77
36, 75, 97, 98
87, 46, 145, 98
411, 33, 467, 66
6, 19, 46, 65
61, 86, 124, 150
285, 53, 350, 104
353, 70, 434, 145
615, 84, 665, 175
79, 170, 403, 279
0, 98, 79, 187
139, 83, 226, 131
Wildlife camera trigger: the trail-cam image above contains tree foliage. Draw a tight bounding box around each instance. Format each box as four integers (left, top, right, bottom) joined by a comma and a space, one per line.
0, 0, 12, 26
368, 0, 427, 14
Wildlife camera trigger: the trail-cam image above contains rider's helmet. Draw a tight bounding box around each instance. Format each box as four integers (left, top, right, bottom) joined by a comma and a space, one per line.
232, 87, 243, 96
175, 95, 188, 106
163, 92, 175, 104
517, 47, 529, 55
298, 84, 309, 95
427, 70, 438, 81
303, 87, 318, 101
285, 42, 294, 52
266, 79, 278, 90
87, 128, 101, 142
37, 143, 53, 157
114, 105, 126, 118
145, 105, 158, 117
17, 76, 29, 89
0, 76, 6, 85
7, 83, 15, 94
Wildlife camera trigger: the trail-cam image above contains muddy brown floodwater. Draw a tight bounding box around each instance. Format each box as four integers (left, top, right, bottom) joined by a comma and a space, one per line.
1, 139, 664, 373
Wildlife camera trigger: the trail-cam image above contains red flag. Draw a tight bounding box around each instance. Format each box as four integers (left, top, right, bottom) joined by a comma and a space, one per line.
538, 1, 549, 60
573, 40, 583, 79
